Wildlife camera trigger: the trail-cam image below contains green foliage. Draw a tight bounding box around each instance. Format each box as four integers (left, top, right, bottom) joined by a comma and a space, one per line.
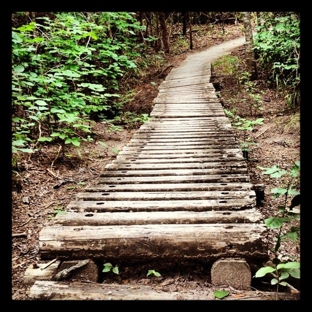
48, 207, 66, 219
12, 12, 150, 165
146, 269, 161, 277
254, 262, 300, 291
213, 55, 241, 76
238, 71, 264, 114
254, 160, 300, 292
253, 12, 300, 108
224, 108, 263, 158
102, 262, 119, 274
214, 290, 230, 299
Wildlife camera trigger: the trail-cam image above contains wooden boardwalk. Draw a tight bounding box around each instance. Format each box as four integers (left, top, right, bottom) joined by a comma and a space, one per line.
25, 38, 271, 300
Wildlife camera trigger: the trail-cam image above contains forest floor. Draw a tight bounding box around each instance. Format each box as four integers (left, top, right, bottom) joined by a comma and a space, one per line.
11, 24, 300, 300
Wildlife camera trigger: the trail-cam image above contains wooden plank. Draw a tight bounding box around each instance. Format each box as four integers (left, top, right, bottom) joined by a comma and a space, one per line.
112, 156, 244, 163
117, 149, 243, 158
99, 168, 248, 177
38, 223, 268, 261
120, 147, 240, 153
127, 139, 237, 146
130, 137, 235, 143
129, 141, 237, 147
28, 280, 300, 301
131, 133, 235, 139
94, 172, 250, 185
67, 198, 256, 212
85, 182, 253, 192
117, 149, 243, 157
93, 174, 250, 184
52, 209, 264, 226
75, 190, 256, 201
150, 112, 225, 117
112, 156, 245, 164
105, 161, 247, 170
140, 117, 230, 124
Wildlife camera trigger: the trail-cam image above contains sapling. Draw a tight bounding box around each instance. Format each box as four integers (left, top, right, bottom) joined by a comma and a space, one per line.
253, 161, 300, 294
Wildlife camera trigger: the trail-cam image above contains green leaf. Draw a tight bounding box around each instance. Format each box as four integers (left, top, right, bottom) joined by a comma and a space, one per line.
12, 139, 26, 146
37, 137, 53, 142
289, 269, 300, 279
78, 83, 105, 92
271, 187, 288, 196
277, 262, 300, 270
282, 231, 299, 241
254, 266, 276, 278
50, 108, 66, 114
58, 70, 81, 78
264, 217, 285, 229
70, 138, 81, 146
35, 100, 48, 106
112, 266, 119, 274
271, 278, 278, 285
214, 290, 230, 299
259, 165, 278, 174
279, 272, 289, 281
147, 269, 161, 277
254, 118, 264, 124
12, 31, 23, 43
288, 188, 300, 196
13, 65, 25, 73
271, 170, 287, 178
102, 263, 113, 273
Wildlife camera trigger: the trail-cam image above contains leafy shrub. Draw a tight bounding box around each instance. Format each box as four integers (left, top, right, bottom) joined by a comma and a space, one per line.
253, 12, 300, 108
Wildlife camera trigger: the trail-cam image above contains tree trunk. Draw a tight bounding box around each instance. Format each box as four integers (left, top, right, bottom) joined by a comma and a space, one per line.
182, 12, 187, 35
158, 12, 170, 53
189, 12, 193, 50
243, 12, 257, 81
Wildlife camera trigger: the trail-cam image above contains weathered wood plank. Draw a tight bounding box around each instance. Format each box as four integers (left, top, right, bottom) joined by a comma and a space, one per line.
112, 156, 245, 164
105, 161, 247, 171
111, 157, 245, 165
26, 281, 196, 300
93, 174, 250, 184
39, 223, 268, 261
75, 190, 256, 201
131, 134, 234, 139
28, 280, 300, 301
120, 147, 240, 154
117, 147, 243, 160
124, 143, 238, 149
52, 209, 264, 226
85, 182, 253, 192
67, 198, 256, 212
99, 168, 248, 177
131, 133, 235, 139
127, 139, 238, 146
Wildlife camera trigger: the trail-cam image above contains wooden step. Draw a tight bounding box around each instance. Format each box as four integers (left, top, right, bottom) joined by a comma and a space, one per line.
39, 223, 268, 262
28, 280, 300, 300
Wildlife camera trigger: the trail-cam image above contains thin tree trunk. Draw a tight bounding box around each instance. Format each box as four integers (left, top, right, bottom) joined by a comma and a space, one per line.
182, 12, 187, 35
243, 12, 257, 81
189, 13, 193, 50
158, 12, 170, 53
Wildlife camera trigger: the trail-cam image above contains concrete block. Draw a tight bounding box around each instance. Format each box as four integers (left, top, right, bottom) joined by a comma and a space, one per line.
211, 258, 251, 290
